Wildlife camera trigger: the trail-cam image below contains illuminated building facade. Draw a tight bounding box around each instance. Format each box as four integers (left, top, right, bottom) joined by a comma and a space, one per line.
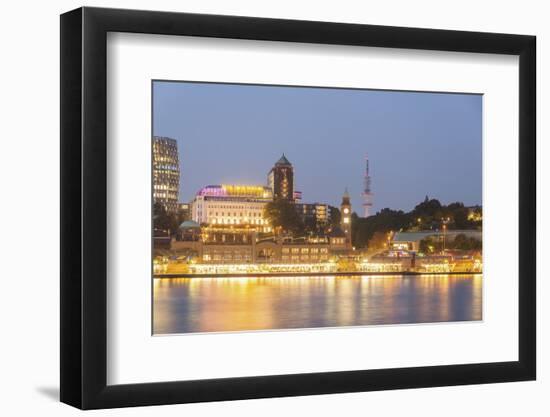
172, 234, 336, 264
191, 184, 273, 232
268, 154, 294, 201
390, 230, 482, 252
295, 203, 329, 229
153, 136, 180, 213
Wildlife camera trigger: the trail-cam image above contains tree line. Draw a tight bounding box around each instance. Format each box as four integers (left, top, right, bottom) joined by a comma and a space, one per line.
352, 196, 482, 249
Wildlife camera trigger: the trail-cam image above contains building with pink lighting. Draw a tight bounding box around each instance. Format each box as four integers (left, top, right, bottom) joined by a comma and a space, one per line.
191, 184, 273, 232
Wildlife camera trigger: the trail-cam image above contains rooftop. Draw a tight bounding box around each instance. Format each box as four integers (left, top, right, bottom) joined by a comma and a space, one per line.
179, 220, 201, 229
275, 153, 292, 166
392, 230, 482, 242
196, 184, 273, 199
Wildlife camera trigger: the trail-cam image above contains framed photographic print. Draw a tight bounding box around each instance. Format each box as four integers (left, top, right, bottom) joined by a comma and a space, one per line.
60, 6, 536, 409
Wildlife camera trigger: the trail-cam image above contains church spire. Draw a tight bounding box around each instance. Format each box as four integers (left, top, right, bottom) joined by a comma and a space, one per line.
342, 187, 351, 205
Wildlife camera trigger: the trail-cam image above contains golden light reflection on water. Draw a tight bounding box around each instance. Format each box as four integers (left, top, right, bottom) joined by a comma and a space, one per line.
153, 274, 482, 334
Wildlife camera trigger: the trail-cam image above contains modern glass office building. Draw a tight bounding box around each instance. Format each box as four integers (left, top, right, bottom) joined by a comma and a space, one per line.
152, 136, 180, 213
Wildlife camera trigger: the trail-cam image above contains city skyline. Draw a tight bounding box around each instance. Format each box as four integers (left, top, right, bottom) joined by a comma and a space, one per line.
153, 81, 482, 213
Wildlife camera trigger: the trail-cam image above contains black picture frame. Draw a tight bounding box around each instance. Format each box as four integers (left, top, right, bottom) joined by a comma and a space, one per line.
60, 6, 536, 410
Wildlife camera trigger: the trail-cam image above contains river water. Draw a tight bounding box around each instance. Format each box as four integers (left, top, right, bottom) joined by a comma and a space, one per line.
153, 274, 482, 334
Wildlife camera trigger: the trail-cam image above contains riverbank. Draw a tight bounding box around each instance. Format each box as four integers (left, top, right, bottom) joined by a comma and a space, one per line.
153, 271, 482, 279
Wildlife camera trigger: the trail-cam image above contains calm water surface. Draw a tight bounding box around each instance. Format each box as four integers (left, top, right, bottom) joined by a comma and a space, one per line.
153, 274, 482, 334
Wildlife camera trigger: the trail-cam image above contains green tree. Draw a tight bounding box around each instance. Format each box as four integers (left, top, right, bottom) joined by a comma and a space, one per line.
367, 231, 390, 251
452, 233, 482, 250
413, 197, 442, 218
352, 208, 410, 249
329, 206, 341, 227
419, 237, 440, 253
153, 202, 179, 235
303, 216, 318, 233
264, 199, 304, 235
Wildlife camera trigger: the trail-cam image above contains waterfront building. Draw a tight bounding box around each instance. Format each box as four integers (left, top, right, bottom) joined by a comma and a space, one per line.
390, 230, 482, 251
176, 220, 201, 242
153, 136, 180, 213
340, 188, 352, 246
328, 227, 347, 250
191, 184, 273, 232
278, 242, 330, 263
268, 154, 294, 201
295, 202, 329, 229
202, 243, 255, 263
172, 233, 338, 264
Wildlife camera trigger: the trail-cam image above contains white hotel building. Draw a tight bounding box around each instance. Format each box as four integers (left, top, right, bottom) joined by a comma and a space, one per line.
191, 184, 273, 232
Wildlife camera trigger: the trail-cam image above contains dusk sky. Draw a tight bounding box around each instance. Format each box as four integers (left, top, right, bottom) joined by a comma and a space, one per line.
153, 81, 482, 214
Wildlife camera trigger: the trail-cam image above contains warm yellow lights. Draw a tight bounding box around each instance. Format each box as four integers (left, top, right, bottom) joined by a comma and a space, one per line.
468, 212, 482, 222
221, 184, 272, 198
421, 263, 453, 273
188, 262, 338, 275
358, 262, 403, 273
153, 257, 169, 274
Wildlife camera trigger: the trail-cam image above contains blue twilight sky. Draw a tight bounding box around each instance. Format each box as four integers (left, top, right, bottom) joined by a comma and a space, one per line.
153, 81, 482, 214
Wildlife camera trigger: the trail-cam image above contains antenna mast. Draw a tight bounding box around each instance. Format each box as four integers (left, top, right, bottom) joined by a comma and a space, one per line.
362, 154, 373, 217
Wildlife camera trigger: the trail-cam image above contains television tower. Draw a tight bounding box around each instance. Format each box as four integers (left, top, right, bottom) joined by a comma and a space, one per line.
362, 154, 373, 217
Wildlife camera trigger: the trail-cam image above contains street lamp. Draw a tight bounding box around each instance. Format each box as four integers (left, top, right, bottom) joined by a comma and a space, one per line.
387, 230, 393, 250
441, 217, 450, 253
